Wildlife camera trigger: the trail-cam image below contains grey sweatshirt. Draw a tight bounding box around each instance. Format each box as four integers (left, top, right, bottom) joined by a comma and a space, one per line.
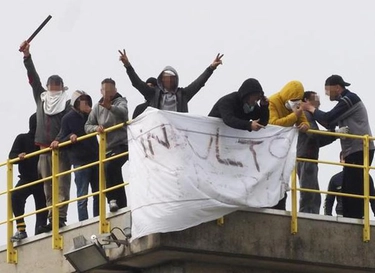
85, 93, 128, 153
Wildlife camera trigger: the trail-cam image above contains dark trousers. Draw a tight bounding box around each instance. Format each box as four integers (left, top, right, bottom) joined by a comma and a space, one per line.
343, 150, 375, 219
271, 192, 287, 210
12, 179, 48, 235
105, 145, 128, 209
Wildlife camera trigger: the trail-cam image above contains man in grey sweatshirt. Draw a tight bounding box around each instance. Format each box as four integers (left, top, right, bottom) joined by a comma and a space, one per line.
85, 78, 129, 212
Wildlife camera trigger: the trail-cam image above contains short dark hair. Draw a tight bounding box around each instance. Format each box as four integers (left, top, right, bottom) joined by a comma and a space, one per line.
303, 91, 317, 101
101, 78, 116, 86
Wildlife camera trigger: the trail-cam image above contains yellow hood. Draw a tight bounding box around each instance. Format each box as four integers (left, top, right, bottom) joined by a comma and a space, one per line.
268, 80, 309, 128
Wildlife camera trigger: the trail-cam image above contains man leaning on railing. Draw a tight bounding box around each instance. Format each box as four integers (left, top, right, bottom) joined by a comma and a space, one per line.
302, 75, 375, 219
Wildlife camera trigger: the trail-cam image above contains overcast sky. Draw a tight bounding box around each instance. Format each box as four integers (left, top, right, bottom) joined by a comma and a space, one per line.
1, 0, 375, 245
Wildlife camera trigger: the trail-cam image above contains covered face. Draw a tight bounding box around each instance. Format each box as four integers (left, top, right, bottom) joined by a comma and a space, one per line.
277, 81, 304, 110
238, 78, 263, 113
157, 66, 179, 93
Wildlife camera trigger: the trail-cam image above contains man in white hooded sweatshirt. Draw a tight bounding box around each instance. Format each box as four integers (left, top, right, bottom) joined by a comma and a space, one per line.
20, 41, 71, 232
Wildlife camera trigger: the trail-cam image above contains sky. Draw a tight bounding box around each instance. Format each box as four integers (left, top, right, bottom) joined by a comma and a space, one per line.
1, 0, 375, 245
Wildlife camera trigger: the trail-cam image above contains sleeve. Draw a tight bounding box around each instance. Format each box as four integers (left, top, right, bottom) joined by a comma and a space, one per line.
85, 106, 99, 133
125, 65, 155, 101
217, 99, 250, 131
8, 135, 24, 163
55, 116, 72, 142
313, 99, 351, 129
268, 101, 298, 126
183, 66, 215, 101
110, 98, 129, 122
258, 104, 269, 126
324, 177, 336, 215
23, 55, 46, 102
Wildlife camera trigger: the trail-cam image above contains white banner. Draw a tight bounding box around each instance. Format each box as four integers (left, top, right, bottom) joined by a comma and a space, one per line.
127, 108, 298, 240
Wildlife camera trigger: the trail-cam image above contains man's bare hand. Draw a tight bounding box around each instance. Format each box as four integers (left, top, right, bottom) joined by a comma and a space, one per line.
97, 125, 105, 133
118, 49, 130, 67
298, 123, 309, 133
260, 95, 269, 106
19, 41, 30, 57
70, 134, 78, 143
293, 106, 303, 118
18, 152, 26, 160
210, 53, 224, 69
250, 119, 265, 131
50, 140, 59, 149
300, 101, 315, 113
99, 94, 112, 110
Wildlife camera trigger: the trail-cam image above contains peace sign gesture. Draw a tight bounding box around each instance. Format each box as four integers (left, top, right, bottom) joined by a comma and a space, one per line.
210, 53, 224, 70
118, 49, 130, 67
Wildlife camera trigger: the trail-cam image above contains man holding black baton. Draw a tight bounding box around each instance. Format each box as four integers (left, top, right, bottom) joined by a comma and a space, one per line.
20, 41, 71, 232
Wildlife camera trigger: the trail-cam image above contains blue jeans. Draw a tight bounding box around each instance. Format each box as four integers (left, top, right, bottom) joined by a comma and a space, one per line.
74, 164, 99, 221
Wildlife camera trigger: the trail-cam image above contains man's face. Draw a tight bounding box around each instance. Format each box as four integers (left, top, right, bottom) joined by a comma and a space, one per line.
47, 83, 63, 92
308, 94, 320, 109
78, 99, 91, 114
325, 85, 339, 101
147, 82, 155, 88
161, 73, 177, 91
101, 83, 117, 98
246, 93, 262, 106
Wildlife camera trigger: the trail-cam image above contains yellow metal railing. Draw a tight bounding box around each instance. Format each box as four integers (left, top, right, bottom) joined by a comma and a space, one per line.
0, 122, 129, 264
290, 129, 375, 243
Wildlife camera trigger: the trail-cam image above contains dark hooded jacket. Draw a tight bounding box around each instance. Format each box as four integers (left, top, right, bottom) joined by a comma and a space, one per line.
56, 92, 99, 165
9, 113, 39, 181
208, 78, 269, 131
124, 64, 215, 112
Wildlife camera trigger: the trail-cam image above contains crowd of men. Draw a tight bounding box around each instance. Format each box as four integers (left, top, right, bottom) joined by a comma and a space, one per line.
9, 40, 375, 242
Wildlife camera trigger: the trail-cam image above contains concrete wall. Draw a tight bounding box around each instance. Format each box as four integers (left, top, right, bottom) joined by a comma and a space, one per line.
1, 208, 375, 273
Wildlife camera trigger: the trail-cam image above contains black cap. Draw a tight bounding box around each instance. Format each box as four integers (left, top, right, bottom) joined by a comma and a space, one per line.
325, 75, 350, 87
46, 75, 64, 87
146, 77, 157, 87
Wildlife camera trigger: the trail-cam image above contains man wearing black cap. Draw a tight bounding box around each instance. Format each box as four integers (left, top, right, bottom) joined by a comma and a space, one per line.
20, 40, 72, 231
302, 74, 375, 219
132, 77, 157, 119
208, 78, 269, 131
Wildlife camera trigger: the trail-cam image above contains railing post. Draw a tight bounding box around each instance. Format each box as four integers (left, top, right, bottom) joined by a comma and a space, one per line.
51, 149, 63, 249
363, 135, 370, 242
291, 166, 298, 234
6, 160, 17, 264
99, 132, 110, 234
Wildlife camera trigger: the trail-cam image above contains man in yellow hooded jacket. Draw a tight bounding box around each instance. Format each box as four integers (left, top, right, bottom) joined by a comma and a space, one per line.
268, 80, 310, 210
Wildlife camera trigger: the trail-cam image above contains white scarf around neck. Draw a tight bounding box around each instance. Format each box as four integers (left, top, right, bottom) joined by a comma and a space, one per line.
41, 91, 69, 115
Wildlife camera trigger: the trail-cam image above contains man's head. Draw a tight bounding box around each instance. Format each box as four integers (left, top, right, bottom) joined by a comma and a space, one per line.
303, 91, 320, 109
238, 78, 263, 113
161, 70, 177, 92
101, 78, 117, 98
324, 75, 350, 101
46, 75, 64, 92
71, 90, 92, 114
146, 77, 157, 88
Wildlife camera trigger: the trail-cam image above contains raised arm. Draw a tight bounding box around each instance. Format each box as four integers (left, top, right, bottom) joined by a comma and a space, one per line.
118, 49, 155, 101
183, 53, 223, 101
20, 41, 45, 102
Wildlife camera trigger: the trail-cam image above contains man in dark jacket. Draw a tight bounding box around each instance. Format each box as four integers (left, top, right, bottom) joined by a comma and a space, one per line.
20, 40, 71, 231
51, 91, 99, 221
208, 78, 269, 131
132, 77, 157, 119
119, 49, 223, 112
303, 75, 375, 219
9, 113, 48, 241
